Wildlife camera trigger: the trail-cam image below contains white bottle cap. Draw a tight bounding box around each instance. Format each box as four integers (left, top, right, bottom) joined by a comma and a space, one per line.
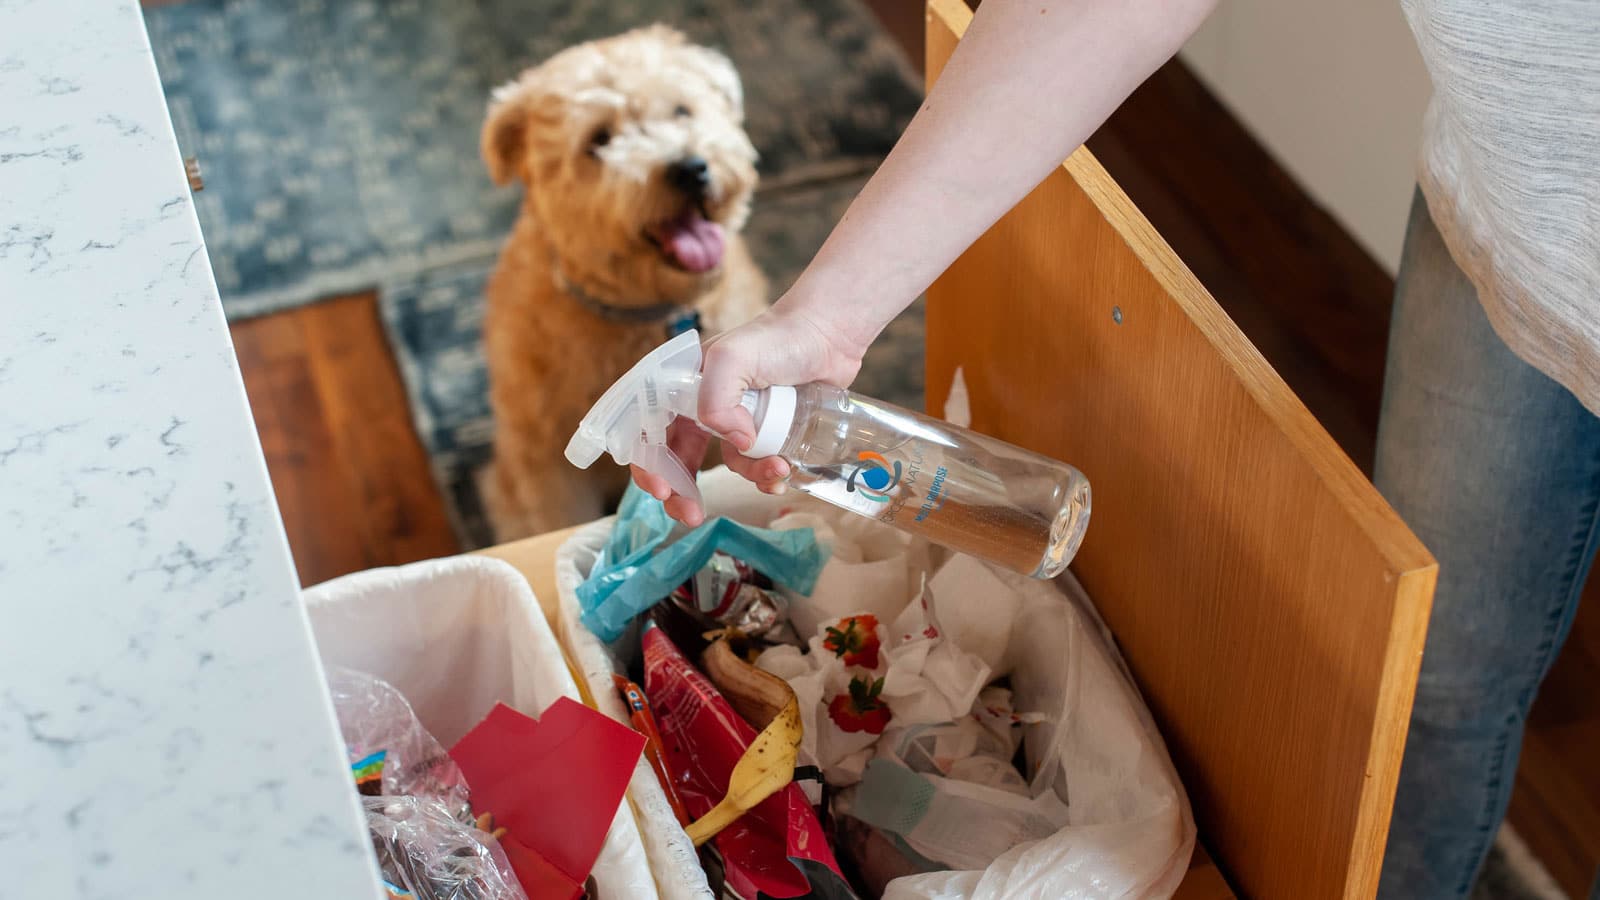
740, 384, 796, 459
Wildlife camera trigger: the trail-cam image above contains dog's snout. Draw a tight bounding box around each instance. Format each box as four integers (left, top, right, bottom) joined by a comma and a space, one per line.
666, 156, 711, 197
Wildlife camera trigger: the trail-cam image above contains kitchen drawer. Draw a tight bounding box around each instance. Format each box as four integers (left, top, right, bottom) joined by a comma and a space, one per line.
484, 3, 1436, 896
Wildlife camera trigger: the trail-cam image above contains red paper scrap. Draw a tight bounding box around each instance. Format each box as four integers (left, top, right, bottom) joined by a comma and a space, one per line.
449, 699, 644, 900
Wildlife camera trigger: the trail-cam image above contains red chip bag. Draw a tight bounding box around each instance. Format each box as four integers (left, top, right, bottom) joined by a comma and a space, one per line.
642, 622, 850, 899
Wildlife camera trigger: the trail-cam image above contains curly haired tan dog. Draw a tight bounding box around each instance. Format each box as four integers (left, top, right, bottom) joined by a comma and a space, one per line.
480, 26, 767, 539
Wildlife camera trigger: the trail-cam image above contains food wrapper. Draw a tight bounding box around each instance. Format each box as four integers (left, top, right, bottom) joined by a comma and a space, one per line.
365, 795, 527, 900
640, 622, 854, 899
670, 551, 786, 638
327, 666, 471, 819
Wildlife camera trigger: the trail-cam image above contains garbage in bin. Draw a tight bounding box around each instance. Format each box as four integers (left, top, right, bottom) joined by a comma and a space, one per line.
449, 700, 645, 900
304, 557, 662, 900
327, 666, 471, 815
553, 469, 1195, 899
364, 794, 526, 900
325, 667, 527, 900
577, 481, 829, 643
642, 620, 851, 899
753, 582, 994, 788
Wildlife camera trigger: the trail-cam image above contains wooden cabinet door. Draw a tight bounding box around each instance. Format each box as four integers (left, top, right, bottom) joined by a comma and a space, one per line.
924, 3, 1437, 897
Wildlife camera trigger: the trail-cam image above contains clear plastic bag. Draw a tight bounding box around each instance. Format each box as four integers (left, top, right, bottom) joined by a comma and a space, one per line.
364, 795, 527, 900
878, 557, 1195, 899
327, 666, 472, 820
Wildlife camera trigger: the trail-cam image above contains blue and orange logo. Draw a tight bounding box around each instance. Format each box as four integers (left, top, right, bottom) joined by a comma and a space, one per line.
846, 451, 901, 502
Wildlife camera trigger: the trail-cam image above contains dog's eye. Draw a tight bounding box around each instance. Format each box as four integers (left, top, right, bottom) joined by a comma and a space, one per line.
674, 105, 692, 118
588, 126, 612, 152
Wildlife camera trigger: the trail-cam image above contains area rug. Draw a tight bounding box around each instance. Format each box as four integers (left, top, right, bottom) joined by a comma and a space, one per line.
380, 173, 927, 548
142, 0, 922, 319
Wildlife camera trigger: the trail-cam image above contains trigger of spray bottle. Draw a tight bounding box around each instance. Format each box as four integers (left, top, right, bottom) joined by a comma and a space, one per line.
565, 329, 777, 507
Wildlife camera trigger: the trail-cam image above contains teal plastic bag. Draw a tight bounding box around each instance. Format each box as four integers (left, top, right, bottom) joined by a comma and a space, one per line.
578, 483, 829, 642
580, 483, 677, 605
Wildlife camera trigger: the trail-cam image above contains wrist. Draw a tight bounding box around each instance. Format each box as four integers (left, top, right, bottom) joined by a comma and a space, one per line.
772, 271, 880, 363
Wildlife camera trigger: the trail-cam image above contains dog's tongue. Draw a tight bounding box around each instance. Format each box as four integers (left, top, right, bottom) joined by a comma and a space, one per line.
658, 212, 725, 273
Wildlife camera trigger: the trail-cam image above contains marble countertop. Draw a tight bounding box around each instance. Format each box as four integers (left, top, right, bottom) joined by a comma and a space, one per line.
0, 2, 383, 896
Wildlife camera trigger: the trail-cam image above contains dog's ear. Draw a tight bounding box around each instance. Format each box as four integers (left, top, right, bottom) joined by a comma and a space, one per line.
483, 79, 532, 185
683, 45, 744, 118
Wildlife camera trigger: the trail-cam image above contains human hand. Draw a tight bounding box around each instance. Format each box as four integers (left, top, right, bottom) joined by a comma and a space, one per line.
631, 305, 865, 524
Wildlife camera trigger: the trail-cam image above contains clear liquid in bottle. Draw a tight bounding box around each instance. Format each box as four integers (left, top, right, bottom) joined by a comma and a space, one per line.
767, 384, 1090, 578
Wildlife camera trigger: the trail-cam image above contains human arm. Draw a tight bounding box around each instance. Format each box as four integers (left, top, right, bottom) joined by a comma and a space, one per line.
639, 0, 1218, 524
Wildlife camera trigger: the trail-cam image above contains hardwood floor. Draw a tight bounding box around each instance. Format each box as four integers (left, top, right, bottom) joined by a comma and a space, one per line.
231, 293, 459, 587
1510, 590, 1600, 897
222, 2, 1597, 894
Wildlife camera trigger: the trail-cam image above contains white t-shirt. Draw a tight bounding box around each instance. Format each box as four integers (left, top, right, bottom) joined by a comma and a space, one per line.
1402, 0, 1600, 416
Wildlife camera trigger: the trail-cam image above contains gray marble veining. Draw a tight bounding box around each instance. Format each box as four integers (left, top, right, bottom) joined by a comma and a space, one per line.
0, 1, 382, 896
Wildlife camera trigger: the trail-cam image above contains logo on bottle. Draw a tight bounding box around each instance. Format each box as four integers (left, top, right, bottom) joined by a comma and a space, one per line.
846, 451, 902, 502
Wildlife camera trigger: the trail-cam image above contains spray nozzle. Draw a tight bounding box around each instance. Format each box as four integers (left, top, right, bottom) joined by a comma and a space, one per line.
565, 329, 708, 506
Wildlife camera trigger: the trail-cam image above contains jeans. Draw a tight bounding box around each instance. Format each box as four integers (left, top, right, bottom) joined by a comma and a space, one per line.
1375, 191, 1600, 898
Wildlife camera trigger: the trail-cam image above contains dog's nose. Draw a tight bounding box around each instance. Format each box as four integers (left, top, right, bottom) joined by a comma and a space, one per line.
666, 156, 711, 197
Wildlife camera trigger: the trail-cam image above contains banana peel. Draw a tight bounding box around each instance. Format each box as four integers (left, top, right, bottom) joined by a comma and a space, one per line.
685, 632, 804, 847
700, 631, 793, 730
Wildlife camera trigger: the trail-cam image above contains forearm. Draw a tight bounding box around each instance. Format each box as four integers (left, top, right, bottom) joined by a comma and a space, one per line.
777, 0, 1215, 354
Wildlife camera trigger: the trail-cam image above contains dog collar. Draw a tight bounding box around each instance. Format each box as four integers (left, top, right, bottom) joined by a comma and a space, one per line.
554, 270, 701, 337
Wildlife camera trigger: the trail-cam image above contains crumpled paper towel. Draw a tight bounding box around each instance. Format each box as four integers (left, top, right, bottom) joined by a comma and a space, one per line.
923, 555, 1023, 676
877, 685, 1045, 798
877, 577, 990, 725
768, 506, 931, 640
756, 576, 992, 786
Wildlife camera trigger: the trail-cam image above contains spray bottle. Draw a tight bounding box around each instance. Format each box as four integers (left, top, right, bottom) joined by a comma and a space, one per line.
565, 331, 1091, 579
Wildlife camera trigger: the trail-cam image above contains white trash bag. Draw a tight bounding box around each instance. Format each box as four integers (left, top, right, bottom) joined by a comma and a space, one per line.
875, 555, 1195, 899
302, 556, 661, 900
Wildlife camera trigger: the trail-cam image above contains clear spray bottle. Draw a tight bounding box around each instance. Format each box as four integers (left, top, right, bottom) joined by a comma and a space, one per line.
565, 331, 1091, 579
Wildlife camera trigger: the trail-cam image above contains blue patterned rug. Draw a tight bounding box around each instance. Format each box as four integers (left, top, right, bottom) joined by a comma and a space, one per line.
143, 0, 922, 319
144, 0, 927, 545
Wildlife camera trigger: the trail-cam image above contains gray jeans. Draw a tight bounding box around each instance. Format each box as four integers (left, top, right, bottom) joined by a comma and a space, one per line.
1375, 190, 1600, 899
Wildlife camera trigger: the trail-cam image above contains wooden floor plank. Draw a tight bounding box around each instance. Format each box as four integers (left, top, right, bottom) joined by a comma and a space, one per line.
1510, 724, 1600, 897
1514, 575, 1600, 897
232, 293, 458, 587
297, 295, 460, 572
231, 311, 370, 586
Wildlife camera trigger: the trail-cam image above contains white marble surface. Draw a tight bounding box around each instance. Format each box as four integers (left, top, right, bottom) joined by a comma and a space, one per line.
0, 2, 383, 897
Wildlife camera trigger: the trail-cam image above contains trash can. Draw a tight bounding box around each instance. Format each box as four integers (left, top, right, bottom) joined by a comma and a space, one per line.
303, 555, 663, 898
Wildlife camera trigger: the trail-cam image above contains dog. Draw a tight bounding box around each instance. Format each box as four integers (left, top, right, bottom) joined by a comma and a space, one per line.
480, 26, 767, 540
